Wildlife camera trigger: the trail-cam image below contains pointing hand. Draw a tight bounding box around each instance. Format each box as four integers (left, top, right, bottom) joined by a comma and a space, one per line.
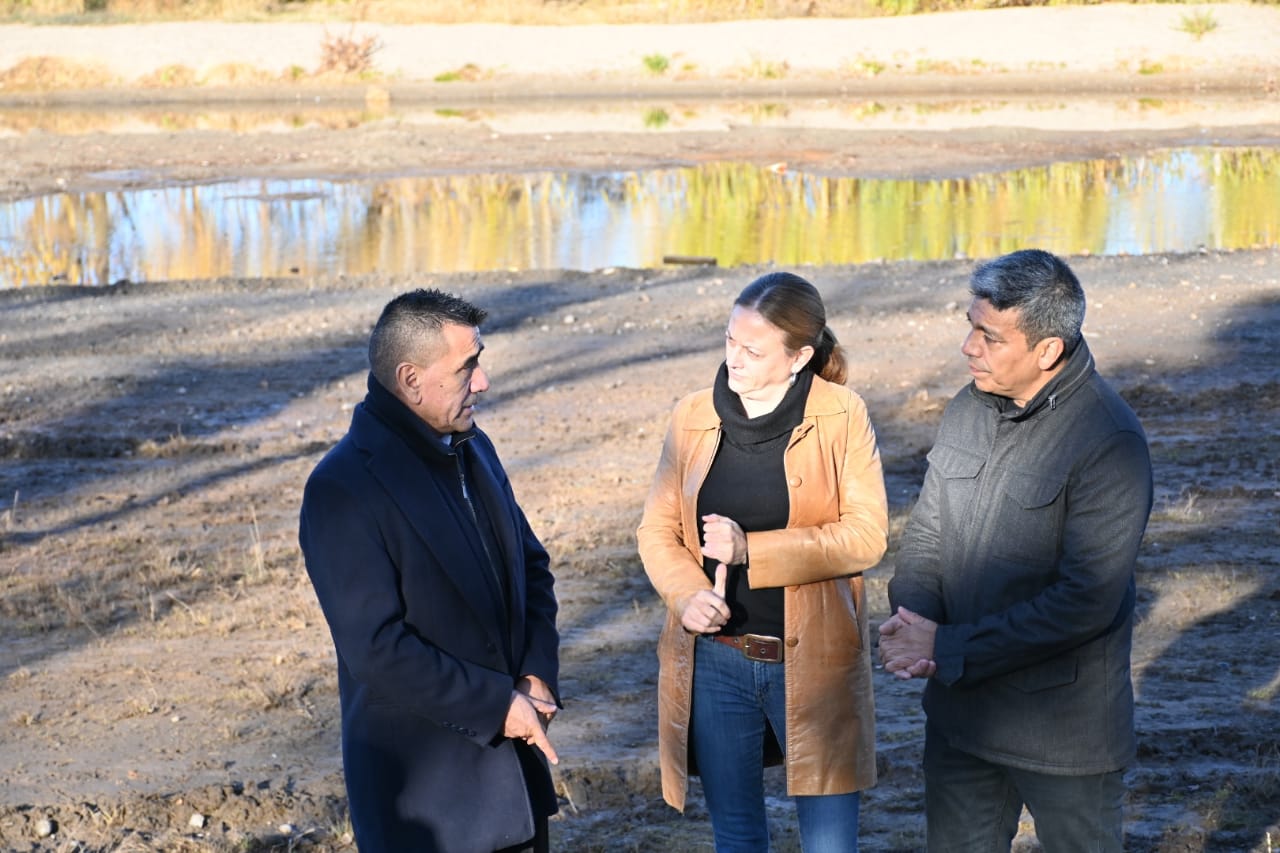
677, 562, 731, 634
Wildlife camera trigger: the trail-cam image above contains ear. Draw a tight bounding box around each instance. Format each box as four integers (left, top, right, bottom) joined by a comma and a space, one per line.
1035, 337, 1066, 370
791, 345, 815, 374
394, 361, 421, 403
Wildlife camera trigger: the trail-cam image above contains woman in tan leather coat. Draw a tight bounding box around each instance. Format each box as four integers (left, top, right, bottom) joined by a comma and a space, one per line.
638, 272, 889, 852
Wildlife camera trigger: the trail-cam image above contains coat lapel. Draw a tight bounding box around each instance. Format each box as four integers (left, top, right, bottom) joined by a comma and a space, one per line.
352, 409, 510, 654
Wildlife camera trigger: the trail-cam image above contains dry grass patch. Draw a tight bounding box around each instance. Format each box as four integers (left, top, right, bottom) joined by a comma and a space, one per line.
136, 63, 198, 87
1150, 486, 1210, 525
239, 669, 321, 713
0, 531, 265, 636
1144, 564, 1259, 619
199, 61, 277, 86
0, 56, 115, 91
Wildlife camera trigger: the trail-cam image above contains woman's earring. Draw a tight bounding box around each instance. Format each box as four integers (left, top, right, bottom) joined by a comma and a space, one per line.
788, 371, 797, 387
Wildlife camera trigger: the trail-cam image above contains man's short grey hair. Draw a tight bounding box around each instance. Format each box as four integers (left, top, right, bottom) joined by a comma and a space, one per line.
970, 249, 1085, 352
368, 289, 487, 389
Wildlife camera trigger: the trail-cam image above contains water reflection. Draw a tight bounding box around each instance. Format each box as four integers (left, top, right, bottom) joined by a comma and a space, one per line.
1, 94, 1276, 137
2, 147, 1277, 287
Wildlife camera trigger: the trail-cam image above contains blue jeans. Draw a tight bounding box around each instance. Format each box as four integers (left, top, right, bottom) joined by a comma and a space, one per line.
691, 635, 861, 853
923, 723, 1125, 853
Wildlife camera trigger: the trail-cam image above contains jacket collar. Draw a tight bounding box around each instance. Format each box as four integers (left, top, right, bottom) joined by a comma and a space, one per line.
348, 382, 512, 656
361, 372, 477, 459
973, 337, 1097, 421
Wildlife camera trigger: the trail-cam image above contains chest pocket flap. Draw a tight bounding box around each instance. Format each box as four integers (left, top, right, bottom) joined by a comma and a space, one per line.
1003, 470, 1066, 510
927, 444, 985, 481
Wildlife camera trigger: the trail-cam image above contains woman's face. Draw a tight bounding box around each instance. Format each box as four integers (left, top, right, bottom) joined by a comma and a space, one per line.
723, 305, 811, 406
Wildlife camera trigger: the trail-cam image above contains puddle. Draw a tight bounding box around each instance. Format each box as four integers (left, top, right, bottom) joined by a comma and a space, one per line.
2, 146, 1277, 288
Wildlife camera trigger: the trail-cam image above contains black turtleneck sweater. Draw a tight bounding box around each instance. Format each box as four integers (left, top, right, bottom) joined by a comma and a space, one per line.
695, 364, 812, 639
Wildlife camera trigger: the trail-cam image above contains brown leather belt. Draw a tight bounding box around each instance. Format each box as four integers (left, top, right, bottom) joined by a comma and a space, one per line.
711, 633, 784, 663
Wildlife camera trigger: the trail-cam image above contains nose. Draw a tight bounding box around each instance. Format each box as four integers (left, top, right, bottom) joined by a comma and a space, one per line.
961, 328, 982, 358
472, 365, 490, 393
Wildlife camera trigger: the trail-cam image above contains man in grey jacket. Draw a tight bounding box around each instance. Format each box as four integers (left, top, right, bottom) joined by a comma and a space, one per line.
879, 249, 1153, 852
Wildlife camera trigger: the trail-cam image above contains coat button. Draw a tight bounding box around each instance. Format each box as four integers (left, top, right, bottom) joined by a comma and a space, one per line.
786, 637, 799, 647
788, 476, 802, 488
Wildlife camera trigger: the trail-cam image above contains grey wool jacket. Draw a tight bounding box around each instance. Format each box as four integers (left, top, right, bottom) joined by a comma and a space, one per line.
889, 339, 1153, 775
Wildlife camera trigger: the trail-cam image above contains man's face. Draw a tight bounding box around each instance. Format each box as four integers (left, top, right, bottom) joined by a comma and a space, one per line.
961, 298, 1053, 407
406, 322, 490, 435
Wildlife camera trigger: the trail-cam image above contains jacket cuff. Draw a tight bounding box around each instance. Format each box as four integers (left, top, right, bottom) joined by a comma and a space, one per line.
933, 623, 973, 687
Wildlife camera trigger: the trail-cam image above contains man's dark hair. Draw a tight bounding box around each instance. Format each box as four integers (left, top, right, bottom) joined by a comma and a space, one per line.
368, 289, 487, 389
970, 249, 1086, 352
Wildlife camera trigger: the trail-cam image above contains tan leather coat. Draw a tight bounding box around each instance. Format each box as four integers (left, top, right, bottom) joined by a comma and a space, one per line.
637, 375, 889, 810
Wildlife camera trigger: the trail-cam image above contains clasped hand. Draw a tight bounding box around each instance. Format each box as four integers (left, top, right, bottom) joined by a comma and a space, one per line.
503, 675, 559, 765
877, 606, 939, 680
700, 513, 747, 567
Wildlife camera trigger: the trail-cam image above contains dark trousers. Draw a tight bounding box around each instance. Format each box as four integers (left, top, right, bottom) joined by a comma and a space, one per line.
923, 724, 1125, 853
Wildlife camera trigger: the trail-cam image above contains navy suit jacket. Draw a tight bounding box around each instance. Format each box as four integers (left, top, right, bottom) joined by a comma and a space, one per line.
299, 383, 559, 852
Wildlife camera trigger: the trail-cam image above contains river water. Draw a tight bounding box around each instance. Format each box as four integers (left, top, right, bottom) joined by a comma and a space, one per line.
2, 97, 1277, 287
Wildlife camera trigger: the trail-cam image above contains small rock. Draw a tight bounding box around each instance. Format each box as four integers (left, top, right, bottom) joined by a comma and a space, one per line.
35, 818, 56, 838
278, 823, 295, 835
189, 813, 206, 829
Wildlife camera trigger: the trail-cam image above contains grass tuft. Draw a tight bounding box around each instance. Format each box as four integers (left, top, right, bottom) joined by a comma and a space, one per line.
1177, 9, 1219, 41
643, 107, 670, 128
1152, 488, 1207, 524
434, 63, 486, 83
643, 53, 670, 75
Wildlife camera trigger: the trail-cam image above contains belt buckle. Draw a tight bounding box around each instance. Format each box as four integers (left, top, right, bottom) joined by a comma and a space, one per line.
742, 633, 783, 663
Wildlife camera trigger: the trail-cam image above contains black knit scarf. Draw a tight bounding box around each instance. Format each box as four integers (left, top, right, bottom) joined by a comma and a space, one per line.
711, 361, 812, 448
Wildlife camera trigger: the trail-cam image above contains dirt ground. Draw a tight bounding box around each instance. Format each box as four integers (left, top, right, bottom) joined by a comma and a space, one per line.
2, 10, 1279, 853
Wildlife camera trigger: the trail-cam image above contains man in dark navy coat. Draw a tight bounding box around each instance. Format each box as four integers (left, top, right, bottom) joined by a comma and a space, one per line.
299, 288, 560, 852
